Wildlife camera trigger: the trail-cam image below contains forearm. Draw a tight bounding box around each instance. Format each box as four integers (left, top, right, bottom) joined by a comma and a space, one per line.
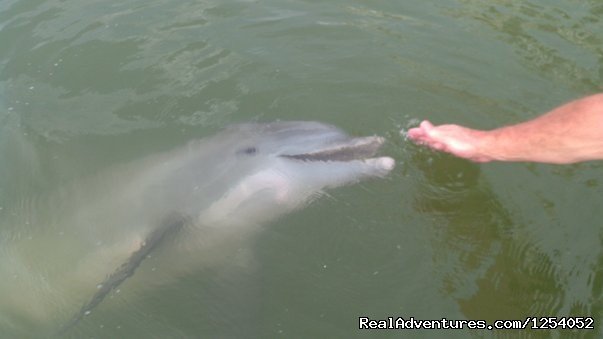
480, 94, 603, 164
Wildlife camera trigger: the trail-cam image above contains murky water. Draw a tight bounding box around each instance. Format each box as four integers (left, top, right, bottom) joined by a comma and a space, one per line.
1, 0, 602, 337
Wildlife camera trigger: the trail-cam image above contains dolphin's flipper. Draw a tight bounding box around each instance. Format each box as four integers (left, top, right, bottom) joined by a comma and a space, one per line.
59, 213, 189, 334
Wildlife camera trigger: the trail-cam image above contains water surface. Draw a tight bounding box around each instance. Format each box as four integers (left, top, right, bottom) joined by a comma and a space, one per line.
1, 0, 602, 337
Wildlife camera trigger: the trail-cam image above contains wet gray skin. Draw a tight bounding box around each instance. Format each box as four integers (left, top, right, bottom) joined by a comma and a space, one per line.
0, 121, 394, 334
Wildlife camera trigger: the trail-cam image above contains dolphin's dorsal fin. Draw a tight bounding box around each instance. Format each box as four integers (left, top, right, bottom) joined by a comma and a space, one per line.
59, 213, 189, 334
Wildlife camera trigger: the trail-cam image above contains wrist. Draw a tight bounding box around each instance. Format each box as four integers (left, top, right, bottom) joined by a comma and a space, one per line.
477, 128, 515, 162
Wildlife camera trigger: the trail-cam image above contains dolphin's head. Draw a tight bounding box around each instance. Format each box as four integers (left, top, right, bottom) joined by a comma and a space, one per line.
194, 121, 395, 227
228, 121, 394, 182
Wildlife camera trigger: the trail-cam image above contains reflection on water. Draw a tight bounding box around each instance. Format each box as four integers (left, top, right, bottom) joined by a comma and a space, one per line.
412, 147, 603, 337
447, 0, 602, 93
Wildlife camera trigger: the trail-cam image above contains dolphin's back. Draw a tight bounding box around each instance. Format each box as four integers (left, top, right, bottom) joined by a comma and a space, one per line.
59, 213, 189, 334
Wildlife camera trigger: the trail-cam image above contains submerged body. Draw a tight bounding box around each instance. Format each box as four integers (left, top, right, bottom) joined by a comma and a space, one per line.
0, 121, 394, 334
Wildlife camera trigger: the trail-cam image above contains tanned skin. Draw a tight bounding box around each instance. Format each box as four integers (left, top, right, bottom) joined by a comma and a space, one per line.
407, 94, 603, 164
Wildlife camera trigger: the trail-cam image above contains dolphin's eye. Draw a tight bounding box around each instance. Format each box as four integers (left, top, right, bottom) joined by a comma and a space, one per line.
238, 146, 257, 155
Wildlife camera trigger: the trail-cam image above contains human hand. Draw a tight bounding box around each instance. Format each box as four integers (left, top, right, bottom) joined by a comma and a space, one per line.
405, 120, 493, 163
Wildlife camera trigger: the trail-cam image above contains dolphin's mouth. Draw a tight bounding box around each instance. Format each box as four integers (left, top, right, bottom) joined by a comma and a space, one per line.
280, 136, 385, 162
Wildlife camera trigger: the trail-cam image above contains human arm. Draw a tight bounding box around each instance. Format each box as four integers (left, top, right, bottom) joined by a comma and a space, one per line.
406, 94, 603, 164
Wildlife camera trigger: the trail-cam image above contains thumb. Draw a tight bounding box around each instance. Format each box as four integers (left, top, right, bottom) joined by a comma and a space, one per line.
419, 120, 434, 131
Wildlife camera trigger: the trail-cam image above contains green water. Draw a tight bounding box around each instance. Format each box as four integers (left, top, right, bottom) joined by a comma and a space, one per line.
1, 0, 602, 337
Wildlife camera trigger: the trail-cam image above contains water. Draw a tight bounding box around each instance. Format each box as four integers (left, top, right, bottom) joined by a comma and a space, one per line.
1, 0, 602, 337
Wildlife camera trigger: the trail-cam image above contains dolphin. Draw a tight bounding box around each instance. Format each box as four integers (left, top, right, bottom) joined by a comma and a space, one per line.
0, 121, 394, 335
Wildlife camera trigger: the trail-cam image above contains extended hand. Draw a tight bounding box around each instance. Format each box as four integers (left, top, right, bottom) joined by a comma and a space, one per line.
406, 121, 493, 163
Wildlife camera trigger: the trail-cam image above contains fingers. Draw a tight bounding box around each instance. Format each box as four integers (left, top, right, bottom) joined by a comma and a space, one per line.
404, 120, 489, 163
406, 127, 423, 140
419, 120, 434, 130
406, 120, 443, 147
406, 120, 433, 141
405, 120, 452, 153
430, 142, 446, 151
